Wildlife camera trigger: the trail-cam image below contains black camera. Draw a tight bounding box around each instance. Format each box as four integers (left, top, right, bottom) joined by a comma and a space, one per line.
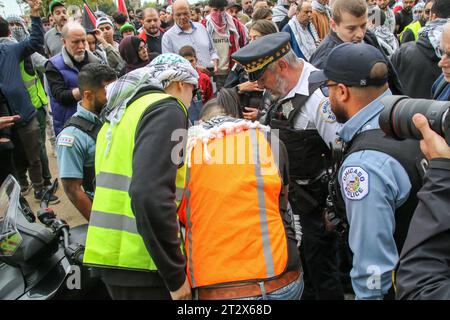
379, 96, 450, 145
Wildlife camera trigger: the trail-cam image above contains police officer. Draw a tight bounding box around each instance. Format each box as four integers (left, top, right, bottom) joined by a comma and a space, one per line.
56, 63, 117, 221
232, 32, 345, 300
309, 42, 424, 299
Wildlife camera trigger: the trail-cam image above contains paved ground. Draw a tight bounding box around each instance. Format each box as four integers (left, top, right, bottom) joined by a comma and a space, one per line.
24, 142, 87, 228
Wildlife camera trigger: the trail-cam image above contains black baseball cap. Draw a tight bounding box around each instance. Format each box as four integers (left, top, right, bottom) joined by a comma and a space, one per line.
309, 42, 388, 87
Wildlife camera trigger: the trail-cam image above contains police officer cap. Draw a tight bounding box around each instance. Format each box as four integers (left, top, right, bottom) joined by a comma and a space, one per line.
309, 42, 388, 87
231, 32, 291, 82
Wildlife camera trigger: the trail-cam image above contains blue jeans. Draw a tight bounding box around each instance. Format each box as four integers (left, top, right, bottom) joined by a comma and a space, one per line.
235, 273, 304, 300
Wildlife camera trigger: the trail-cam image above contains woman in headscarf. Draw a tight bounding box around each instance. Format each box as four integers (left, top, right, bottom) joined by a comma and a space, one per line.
118, 36, 151, 76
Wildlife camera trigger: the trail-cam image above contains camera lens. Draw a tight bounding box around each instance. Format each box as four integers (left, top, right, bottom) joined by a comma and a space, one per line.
380, 96, 450, 140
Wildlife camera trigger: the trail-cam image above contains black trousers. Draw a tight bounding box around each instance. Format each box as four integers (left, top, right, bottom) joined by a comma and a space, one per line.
105, 283, 172, 300
290, 196, 345, 300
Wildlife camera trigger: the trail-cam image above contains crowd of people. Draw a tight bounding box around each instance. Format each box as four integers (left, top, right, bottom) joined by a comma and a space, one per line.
1, 0, 450, 301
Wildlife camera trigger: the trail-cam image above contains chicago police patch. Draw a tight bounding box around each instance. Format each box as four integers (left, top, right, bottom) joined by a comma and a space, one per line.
318, 99, 336, 123
342, 167, 369, 200
58, 134, 75, 147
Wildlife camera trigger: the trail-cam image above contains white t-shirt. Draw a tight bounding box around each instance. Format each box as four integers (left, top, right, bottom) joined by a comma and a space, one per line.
211, 31, 230, 75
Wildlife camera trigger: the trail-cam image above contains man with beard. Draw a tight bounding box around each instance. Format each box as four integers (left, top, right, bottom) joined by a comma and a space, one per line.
311, 0, 332, 41
283, 0, 320, 61
56, 63, 116, 221
309, 42, 423, 299
309, 0, 403, 95
400, 1, 428, 43
395, 0, 415, 35
44, 0, 68, 57
232, 33, 345, 300
391, 0, 449, 99
139, 8, 165, 54
45, 22, 102, 136
239, 0, 253, 24
377, 0, 396, 33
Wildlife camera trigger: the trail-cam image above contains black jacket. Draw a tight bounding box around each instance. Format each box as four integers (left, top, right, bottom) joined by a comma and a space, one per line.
309, 30, 404, 95
391, 35, 441, 99
396, 158, 450, 300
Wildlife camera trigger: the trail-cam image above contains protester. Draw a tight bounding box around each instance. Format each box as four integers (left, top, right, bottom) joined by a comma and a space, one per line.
311, 0, 332, 41
119, 36, 150, 75
395, 0, 415, 35
44, 0, 68, 57
138, 8, 164, 55
272, 0, 298, 31
309, 0, 404, 95
0, 0, 59, 203
282, 0, 320, 61
83, 54, 198, 300
391, 0, 450, 99
46, 22, 102, 136
204, 0, 247, 91
368, 5, 398, 56
376, 0, 396, 33
162, 0, 219, 75
95, 17, 125, 74
120, 23, 136, 38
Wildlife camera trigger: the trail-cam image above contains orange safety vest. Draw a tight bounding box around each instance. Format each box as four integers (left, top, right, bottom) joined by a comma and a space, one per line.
178, 128, 288, 288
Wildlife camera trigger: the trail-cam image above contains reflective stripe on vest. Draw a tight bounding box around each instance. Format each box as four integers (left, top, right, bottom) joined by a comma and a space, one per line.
400, 20, 421, 42
20, 61, 48, 109
180, 128, 288, 288
83, 92, 188, 271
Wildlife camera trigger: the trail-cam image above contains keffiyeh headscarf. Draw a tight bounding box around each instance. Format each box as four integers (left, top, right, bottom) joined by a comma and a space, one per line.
312, 0, 332, 20
102, 53, 199, 155
6, 15, 29, 42
186, 116, 270, 167
418, 18, 449, 58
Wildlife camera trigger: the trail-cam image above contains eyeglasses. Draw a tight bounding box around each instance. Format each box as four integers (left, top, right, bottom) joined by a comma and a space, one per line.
319, 82, 339, 97
437, 47, 450, 59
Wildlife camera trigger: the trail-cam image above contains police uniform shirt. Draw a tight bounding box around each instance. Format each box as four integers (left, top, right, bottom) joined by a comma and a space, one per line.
56, 103, 100, 181
279, 59, 341, 147
337, 89, 412, 300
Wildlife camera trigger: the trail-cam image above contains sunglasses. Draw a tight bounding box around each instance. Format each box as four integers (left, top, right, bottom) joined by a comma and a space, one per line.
319, 82, 339, 97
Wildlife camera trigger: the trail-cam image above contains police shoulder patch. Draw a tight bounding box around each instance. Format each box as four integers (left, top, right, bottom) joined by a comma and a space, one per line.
341, 166, 369, 200
58, 134, 75, 147
318, 98, 336, 123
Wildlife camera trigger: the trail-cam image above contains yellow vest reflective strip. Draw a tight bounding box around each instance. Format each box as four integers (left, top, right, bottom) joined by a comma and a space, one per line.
20, 61, 48, 109
184, 129, 276, 287
96, 172, 131, 192
400, 20, 421, 42
90, 210, 139, 234
83, 92, 187, 271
